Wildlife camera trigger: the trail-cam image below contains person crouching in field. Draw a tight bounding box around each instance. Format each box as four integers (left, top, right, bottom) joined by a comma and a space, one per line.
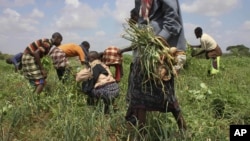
22, 32, 63, 94
100, 46, 123, 82
76, 51, 119, 114
190, 27, 222, 75
6, 52, 23, 72
49, 41, 90, 83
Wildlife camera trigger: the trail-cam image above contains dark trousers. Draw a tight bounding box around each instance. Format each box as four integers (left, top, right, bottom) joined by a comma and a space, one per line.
56, 67, 70, 83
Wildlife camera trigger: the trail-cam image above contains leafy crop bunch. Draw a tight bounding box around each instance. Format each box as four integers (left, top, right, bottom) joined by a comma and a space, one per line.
122, 20, 175, 94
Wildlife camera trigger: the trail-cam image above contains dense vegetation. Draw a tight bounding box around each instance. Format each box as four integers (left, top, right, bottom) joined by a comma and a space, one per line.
0, 51, 250, 141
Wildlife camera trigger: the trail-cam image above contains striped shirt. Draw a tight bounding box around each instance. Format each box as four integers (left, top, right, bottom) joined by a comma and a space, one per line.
26, 38, 53, 55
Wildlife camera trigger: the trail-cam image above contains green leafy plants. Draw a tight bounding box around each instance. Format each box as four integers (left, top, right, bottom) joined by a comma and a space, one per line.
1, 54, 250, 140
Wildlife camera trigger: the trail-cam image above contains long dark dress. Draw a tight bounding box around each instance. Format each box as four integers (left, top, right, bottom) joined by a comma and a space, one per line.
125, 58, 180, 121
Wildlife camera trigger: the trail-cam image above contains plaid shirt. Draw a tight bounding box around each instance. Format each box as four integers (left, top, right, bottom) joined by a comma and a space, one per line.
49, 47, 68, 69
102, 46, 122, 65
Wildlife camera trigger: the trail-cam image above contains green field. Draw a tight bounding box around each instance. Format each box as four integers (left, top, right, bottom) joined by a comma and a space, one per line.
1, 54, 250, 141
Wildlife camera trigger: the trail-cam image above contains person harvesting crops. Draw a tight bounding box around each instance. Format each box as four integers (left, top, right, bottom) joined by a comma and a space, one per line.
100, 46, 123, 82
190, 27, 222, 75
49, 41, 90, 83
76, 51, 119, 114
22, 32, 63, 94
120, 0, 187, 136
6, 52, 23, 72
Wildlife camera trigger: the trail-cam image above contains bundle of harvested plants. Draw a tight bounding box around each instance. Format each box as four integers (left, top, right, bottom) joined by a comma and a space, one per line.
122, 20, 176, 89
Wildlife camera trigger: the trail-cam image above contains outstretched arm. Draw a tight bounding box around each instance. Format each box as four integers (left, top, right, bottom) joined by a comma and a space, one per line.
119, 46, 133, 54
189, 44, 202, 48
192, 49, 206, 57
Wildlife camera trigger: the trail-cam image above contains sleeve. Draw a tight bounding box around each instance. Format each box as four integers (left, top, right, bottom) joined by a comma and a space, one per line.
92, 64, 108, 78
11, 53, 22, 67
40, 39, 53, 54
134, 0, 142, 19
76, 68, 92, 82
11, 57, 18, 67
77, 46, 86, 62
157, 0, 183, 40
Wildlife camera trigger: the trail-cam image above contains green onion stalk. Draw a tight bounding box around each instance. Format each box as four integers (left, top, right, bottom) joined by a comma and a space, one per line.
122, 19, 175, 93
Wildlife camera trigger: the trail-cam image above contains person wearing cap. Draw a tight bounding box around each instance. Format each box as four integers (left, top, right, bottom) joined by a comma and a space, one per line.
190, 27, 222, 75
22, 32, 63, 94
49, 41, 90, 83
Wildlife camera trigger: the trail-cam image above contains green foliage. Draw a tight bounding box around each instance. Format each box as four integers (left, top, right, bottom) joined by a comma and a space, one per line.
41, 56, 53, 71
1, 54, 250, 141
186, 82, 212, 101
0, 52, 11, 60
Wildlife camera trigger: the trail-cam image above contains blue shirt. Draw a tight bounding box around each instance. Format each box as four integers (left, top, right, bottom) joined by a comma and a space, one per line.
11, 52, 23, 68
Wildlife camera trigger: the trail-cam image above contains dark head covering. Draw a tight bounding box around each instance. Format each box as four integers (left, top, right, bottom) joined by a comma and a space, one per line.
80, 41, 90, 51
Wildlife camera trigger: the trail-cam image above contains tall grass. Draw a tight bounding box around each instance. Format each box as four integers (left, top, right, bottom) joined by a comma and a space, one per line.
0, 55, 250, 141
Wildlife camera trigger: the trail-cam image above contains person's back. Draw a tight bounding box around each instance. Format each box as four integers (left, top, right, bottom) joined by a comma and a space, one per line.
90, 59, 116, 88
200, 33, 217, 51
88, 51, 116, 86
87, 51, 119, 114
59, 43, 85, 60
101, 46, 123, 82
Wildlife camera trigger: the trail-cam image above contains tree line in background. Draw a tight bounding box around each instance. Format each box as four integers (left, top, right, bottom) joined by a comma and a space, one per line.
226, 44, 250, 56
0, 44, 249, 60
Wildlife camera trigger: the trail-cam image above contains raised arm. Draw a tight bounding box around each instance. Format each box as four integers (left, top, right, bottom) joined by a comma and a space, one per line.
189, 44, 202, 48
119, 46, 133, 54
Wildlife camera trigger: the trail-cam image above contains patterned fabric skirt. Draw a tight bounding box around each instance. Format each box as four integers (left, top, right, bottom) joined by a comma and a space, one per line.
91, 82, 119, 103
127, 59, 180, 113
49, 47, 68, 69
22, 53, 43, 80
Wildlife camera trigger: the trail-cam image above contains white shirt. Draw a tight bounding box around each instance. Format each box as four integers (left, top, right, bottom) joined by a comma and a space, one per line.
200, 33, 217, 51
